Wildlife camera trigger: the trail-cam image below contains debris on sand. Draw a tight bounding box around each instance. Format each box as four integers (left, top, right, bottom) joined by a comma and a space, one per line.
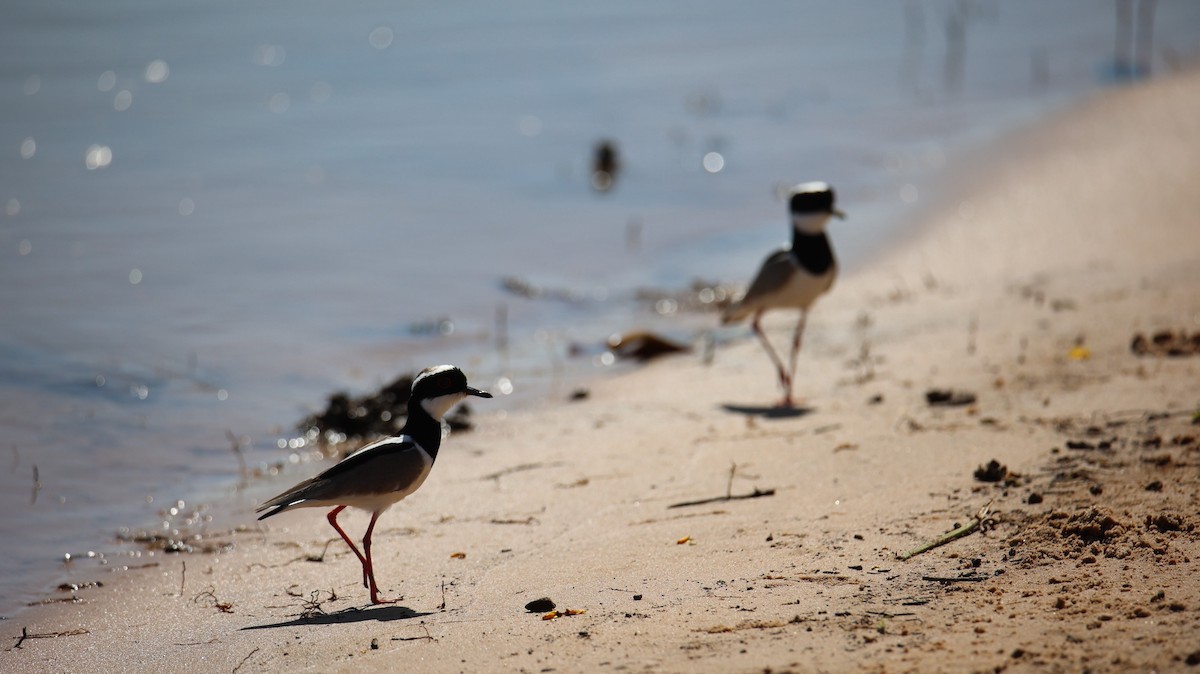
898, 503, 992, 561
524, 598, 556, 613
1131, 329, 1200, 357
925, 389, 977, 407
1060, 506, 1124, 543
542, 608, 585, 621
973, 459, 1009, 483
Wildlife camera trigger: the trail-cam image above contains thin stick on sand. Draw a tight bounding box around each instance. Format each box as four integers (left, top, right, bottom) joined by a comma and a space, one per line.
898, 503, 992, 561
667, 487, 776, 509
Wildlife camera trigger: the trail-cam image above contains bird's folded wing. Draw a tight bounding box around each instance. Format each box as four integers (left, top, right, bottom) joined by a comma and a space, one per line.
317, 436, 418, 481
256, 437, 426, 515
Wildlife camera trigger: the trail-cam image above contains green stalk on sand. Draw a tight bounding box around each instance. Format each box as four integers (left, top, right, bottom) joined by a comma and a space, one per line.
899, 503, 992, 561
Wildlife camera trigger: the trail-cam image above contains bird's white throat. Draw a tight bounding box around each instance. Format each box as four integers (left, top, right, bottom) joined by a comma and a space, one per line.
791, 213, 832, 236
420, 392, 468, 421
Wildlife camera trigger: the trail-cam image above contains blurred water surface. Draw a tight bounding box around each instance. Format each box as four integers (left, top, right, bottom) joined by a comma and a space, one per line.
2, 0, 1198, 615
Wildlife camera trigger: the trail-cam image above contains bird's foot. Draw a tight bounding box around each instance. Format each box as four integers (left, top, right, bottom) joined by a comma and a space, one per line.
776, 395, 805, 409
369, 591, 401, 606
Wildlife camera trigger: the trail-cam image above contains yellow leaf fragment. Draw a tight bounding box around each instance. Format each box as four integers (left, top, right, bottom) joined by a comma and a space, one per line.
541, 608, 585, 621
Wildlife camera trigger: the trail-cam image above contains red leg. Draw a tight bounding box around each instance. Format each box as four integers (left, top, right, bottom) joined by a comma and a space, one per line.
362, 511, 396, 605
785, 312, 808, 406
752, 312, 793, 407
326, 506, 369, 588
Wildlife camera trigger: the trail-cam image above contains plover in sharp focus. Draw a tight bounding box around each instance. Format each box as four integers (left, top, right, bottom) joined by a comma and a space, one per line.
256, 364, 491, 605
721, 182, 844, 407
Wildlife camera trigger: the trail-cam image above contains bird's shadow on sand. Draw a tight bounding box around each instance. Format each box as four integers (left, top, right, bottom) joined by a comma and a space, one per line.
242, 604, 432, 630
720, 403, 815, 419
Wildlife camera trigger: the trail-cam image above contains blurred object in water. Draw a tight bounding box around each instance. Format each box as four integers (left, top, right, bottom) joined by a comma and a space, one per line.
635, 279, 735, 315
407, 316, 455, 337
591, 139, 620, 193
607, 331, 690, 362
626, 217, 642, 253
499, 276, 605, 304
1109, 0, 1157, 81
298, 372, 475, 445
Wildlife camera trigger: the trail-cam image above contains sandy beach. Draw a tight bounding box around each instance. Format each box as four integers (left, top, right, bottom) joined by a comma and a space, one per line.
6, 66, 1200, 673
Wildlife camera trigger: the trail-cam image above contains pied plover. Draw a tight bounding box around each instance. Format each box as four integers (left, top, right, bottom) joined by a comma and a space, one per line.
256, 364, 491, 605
721, 182, 844, 407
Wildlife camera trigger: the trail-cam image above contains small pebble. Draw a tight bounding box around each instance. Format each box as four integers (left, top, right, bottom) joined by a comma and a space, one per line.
525, 597, 556, 613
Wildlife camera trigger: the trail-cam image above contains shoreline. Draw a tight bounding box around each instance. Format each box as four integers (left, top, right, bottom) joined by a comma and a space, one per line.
0, 73, 1156, 621
6, 67, 1200, 672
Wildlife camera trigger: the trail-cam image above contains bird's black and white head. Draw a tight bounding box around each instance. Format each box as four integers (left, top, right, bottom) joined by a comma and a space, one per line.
410, 365, 492, 421
788, 181, 845, 235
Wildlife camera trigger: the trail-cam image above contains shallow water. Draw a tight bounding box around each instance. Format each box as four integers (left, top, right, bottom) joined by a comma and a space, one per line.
2, 0, 1198, 617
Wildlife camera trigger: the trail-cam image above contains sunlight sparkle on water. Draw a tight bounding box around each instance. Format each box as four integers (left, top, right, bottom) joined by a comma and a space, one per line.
144, 59, 169, 83
20, 137, 36, 159
6, 199, 19, 217
114, 89, 133, 111
18, 239, 32, 256
702, 151, 725, 173
85, 145, 112, 169
310, 81, 332, 103
369, 26, 394, 50
97, 70, 116, 91
496, 377, 514, 396
269, 93, 290, 113
518, 115, 543, 137
254, 44, 286, 67
129, 268, 142, 285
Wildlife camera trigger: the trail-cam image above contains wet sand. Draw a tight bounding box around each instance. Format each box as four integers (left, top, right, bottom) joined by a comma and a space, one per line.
6, 68, 1200, 673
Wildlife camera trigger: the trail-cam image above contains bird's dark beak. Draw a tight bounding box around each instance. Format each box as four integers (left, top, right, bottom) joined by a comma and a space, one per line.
831, 208, 846, 220
466, 386, 492, 398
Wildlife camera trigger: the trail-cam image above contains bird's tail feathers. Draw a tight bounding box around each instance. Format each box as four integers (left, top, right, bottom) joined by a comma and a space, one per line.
720, 303, 750, 325
255, 496, 305, 520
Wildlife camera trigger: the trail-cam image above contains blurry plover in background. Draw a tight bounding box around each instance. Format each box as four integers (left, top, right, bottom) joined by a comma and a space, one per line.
591, 139, 620, 192
721, 182, 844, 407
256, 365, 491, 605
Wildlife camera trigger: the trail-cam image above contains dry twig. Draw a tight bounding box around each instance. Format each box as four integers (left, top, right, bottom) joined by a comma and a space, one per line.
668, 488, 775, 509
10, 626, 89, 650
898, 502, 993, 561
